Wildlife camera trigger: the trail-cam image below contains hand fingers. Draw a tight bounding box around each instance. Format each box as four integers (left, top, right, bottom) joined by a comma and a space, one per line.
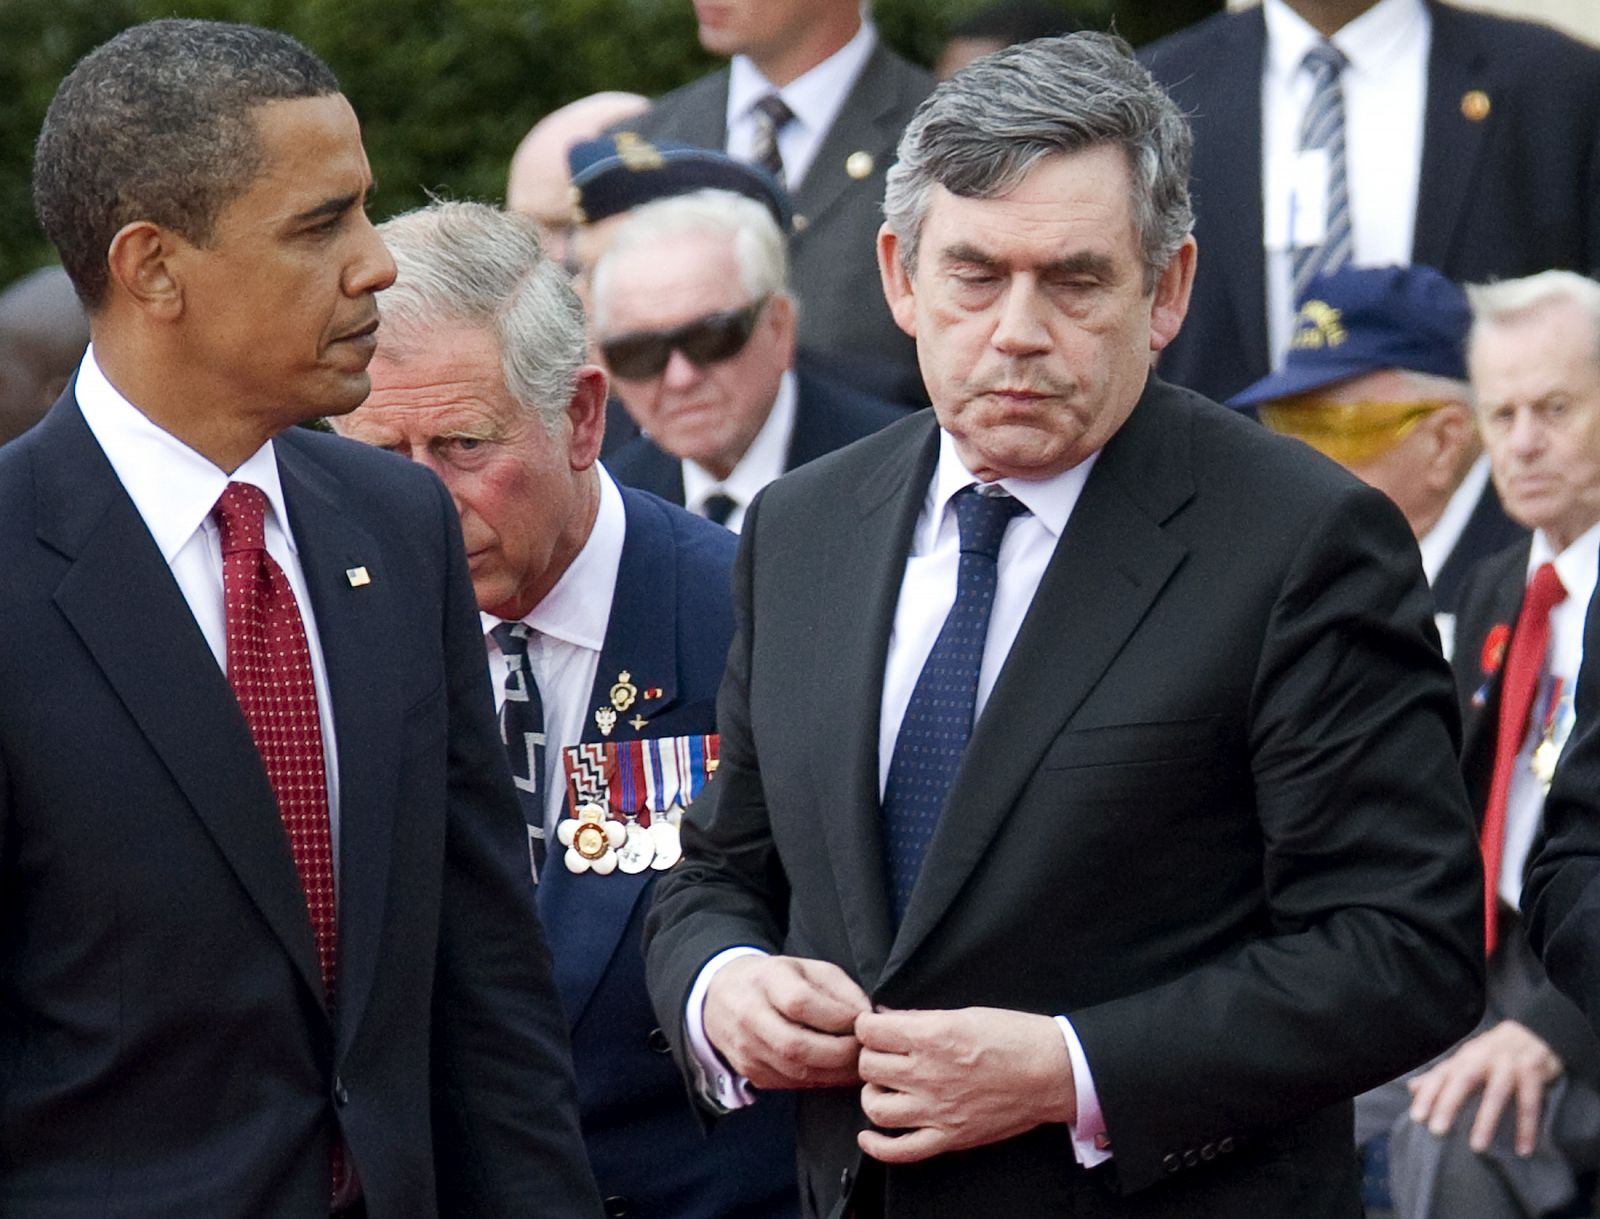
1466, 1067, 1513, 1153
1514, 1074, 1547, 1158
858, 1045, 920, 1091
795, 958, 873, 1020
1426, 1062, 1483, 1138
860, 1081, 922, 1130
855, 1008, 928, 1053
769, 959, 869, 1035
742, 1002, 862, 1087
859, 1124, 947, 1165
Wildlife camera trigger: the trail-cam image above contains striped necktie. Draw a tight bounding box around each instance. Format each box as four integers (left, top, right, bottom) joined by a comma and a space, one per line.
1291, 41, 1353, 306
749, 92, 794, 184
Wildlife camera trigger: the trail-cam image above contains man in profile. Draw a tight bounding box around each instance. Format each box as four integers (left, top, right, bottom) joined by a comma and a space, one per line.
0, 20, 600, 1217
645, 32, 1483, 1218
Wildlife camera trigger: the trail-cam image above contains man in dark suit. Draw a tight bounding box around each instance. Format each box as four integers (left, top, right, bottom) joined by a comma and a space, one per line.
621, 0, 932, 404
1228, 263, 1526, 653
644, 32, 1483, 1219
0, 20, 600, 1218
1141, 0, 1600, 405
592, 188, 906, 530
334, 200, 798, 1219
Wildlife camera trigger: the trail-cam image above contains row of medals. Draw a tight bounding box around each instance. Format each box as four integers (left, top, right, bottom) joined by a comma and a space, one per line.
564, 801, 683, 875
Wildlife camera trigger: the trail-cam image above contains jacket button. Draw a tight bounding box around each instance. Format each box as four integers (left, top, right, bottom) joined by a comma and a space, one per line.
646, 1027, 672, 1055
1200, 1142, 1217, 1161
1183, 1148, 1199, 1168
840, 1167, 854, 1192
1162, 1153, 1181, 1174
1219, 1136, 1235, 1154
603, 1196, 631, 1218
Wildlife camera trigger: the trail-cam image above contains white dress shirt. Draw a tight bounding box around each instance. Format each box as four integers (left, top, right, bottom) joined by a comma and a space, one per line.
1418, 454, 1494, 660
72, 345, 344, 879
1501, 518, 1600, 910
482, 467, 625, 838
681, 370, 797, 533
687, 431, 1114, 1167
1261, 0, 1429, 363
724, 19, 877, 191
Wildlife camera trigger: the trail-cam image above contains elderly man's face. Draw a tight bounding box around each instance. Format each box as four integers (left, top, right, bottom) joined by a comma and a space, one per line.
597, 228, 795, 479
878, 146, 1193, 482
1473, 298, 1600, 552
339, 323, 599, 620
171, 94, 396, 429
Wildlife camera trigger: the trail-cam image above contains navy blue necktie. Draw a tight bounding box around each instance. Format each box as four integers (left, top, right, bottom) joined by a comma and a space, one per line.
493, 622, 548, 880
882, 487, 1027, 925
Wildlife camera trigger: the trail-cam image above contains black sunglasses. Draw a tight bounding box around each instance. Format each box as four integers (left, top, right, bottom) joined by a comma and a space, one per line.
601, 297, 769, 380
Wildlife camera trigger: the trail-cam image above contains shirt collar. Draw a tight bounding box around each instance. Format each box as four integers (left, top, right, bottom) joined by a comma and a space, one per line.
727, 19, 877, 138
1530, 514, 1600, 604
1417, 454, 1492, 584
483, 465, 624, 654
73, 344, 292, 562
929, 427, 1098, 541
1263, 0, 1426, 84
682, 368, 797, 516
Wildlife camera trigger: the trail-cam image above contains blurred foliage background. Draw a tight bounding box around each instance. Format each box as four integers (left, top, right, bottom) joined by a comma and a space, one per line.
0, 0, 1219, 289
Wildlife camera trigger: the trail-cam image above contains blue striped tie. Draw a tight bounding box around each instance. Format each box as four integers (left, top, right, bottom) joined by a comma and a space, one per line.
881, 487, 1027, 925
1292, 41, 1353, 306
493, 622, 548, 880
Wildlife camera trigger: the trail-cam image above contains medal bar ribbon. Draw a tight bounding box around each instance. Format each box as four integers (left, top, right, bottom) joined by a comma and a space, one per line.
563, 742, 610, 816
610, 739, 648, 823
1539, 677, 1567, 742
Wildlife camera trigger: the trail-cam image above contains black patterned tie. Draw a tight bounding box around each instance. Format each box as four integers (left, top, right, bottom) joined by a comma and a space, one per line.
1292, 41, 1352, 305
492, 622, 547, 880
881, 487, 1027, 925
750, 92, 794, 183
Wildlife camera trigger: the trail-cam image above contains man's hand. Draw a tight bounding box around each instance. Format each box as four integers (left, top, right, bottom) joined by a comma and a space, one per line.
855, 1007, 1075, 1164
1407, 1019, 1564, 1156
703, 954, 872, 1090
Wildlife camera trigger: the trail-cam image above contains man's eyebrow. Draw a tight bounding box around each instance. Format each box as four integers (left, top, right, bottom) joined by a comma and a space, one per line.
290, 182, 374, 226
938, 245, 1119, 279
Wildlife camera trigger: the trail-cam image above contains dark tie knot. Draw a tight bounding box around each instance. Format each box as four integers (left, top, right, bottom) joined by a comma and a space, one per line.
702, 492, 739, 527
953, 486, 1027, 561
213, 481, 268, 555
1302, 40, 1346, 83
492, 620, 532, 659
753, 92, 794, 131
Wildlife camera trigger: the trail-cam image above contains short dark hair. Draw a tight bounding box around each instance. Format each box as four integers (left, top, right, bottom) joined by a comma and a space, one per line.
32, 19, 340, 309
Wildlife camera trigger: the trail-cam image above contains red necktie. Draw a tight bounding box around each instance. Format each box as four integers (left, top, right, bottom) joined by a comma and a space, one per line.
214, 483, 338, 999
1480, 561, 1566, 956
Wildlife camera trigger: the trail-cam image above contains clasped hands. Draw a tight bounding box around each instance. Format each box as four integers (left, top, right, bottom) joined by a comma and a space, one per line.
703, 954, 1076, 1163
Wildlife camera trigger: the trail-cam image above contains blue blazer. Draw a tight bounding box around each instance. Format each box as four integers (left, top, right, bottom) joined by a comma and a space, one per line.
0, 396, 599, 1217
1142, 1, 1600, 404
606, 370, 908, 510
537, 486, 799, 1218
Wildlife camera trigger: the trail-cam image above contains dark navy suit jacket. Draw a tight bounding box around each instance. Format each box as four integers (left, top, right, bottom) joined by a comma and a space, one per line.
606, 371, 907, 509
1142, 1, 1600, 404
537, 485, 798, 1217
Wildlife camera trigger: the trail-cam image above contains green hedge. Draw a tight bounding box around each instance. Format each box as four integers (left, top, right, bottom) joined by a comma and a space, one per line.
0, 0, 1217, 289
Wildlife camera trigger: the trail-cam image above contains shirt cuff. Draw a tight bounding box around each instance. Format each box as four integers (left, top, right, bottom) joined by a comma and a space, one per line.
1055, 1014, 1111, 1167
685, 945, 770, 1111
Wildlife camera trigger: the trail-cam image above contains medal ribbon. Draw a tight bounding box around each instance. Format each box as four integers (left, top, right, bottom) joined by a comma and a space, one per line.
683, 735, 707, 803
563, 742, 610, 817
1539, 676, 1567, 743
611, 739, 646, 820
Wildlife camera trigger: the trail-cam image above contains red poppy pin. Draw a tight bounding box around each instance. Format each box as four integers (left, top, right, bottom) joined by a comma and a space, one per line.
1482, 623, 1511, 676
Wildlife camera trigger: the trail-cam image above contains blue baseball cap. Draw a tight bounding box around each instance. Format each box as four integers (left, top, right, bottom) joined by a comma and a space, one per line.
567, 133, 792, 232
1228, 264, 1470, 409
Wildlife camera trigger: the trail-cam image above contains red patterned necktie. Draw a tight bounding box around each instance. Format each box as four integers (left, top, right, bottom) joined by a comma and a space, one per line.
213, 482, 338, 999
1480, 561, 1566, 957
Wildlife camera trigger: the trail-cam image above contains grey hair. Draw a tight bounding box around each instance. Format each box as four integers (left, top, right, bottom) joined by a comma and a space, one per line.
375, 201, 587, 431
33, 19, 339, 310
589, 189, 789, 333
883, 30, 1193, 291
1468, 271, 1600, 367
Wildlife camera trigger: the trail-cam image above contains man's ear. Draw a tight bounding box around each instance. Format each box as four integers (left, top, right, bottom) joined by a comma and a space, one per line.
566, 365, 609, 472
1421, 403, 1476, 492
1149, 236, 1197, 353
766, 292, 799, 370
877, 224, 918, 339
105, 221, 184, 321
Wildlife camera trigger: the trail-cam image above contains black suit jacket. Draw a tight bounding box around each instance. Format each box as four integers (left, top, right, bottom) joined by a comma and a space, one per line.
645, 378, 1484, 1217
623, 41, 933, 403
1460, 541, 1600, 1085
605, 369, 908, 507
1433, 477, 1527, 618
0, 397, 600, 1217
1142, 1, 1600, 403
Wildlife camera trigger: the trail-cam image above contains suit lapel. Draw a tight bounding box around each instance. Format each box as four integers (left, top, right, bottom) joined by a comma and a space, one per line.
537, 489, 671, 1026
881, 383, 1194, 985
38, 406, 328, 1012
792, 44, 910, 236
810, 420, 938, 991
274, 437, 399, 1053
1413, 4, 1491, 268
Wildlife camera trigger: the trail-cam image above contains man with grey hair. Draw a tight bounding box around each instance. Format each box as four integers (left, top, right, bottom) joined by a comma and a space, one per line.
335, 199, 800, 1218
1399, 270, 1600, 1219
2, 18, 600, 1218
644, 31, 1482, 1218
597, 188, 904, 530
